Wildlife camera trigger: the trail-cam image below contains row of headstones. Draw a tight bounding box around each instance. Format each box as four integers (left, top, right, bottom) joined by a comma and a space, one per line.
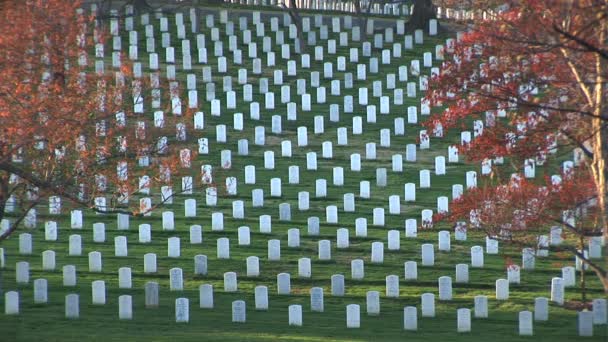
237, 158, 474, 184
10, 241, 579, 287
109, 51, 439, 115
92, 30, 444, 126
35, 218, 466, 245
40, 147, 462, 217
84, 161, 584, 219
104, 79, 437, 144
151, 65, 434, 105
149, 114, 445, 163
17, 210, 602, 260
148, 83, 433, 126
3, 224, 595, 288
96, 31, 444, 119
53, 139, 569, 210
30, 217, 474, 247
7, 264, 543, 299
9, 202, 603, 267
123, 33, 437, 68
168, 69, 434, 109
11, 235, 490, 278
161, 142, 452, 176
12, 235, 486, 270
10, 220, 593, 267
107, 6, 437, 42
101, 7, 440, 73
98, 11, 441, 109
13, 216, 598, 272
42, 153, 566, 222
144, 122, 453, 172
103, 33, 442, 97
5, 285, 604, 336
132, 162, 574, 201
117, 79, 435, 126
102, 3, 427, 36
123, 48, 440, 104
101, 33, 441, 81
120, 31, 441, 66
111, 13, 439, 56
240, 0, 411, 17
7, 238, 584, 298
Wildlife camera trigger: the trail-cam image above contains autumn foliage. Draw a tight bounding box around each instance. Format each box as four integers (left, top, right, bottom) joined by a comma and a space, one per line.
425, 0, 608, 290
0, 0, 187, 239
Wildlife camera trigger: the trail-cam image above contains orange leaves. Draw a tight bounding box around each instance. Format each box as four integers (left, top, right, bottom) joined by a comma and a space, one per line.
0, 0, 183, 219
427, 2, 604, 239
444, 169, 598, 244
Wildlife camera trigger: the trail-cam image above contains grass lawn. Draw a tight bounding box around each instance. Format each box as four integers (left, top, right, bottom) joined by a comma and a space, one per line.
0, 4, 605, 342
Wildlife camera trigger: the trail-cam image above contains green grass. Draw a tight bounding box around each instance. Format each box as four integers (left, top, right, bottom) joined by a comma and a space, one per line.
0, 6, 606, 342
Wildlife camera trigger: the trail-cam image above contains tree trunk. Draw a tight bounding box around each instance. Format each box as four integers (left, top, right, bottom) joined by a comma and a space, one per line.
591, 16, 608, 249
408, 0, 436, 32
283, 0, 306, 53
131, 0, 152, 15
358, 0, 376, 41
0, 268, 3, 304
579, 236, 587, 302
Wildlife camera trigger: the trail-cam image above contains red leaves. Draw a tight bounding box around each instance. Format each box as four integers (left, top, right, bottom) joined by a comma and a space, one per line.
0, 0, 187, 219
446, 167, 597, 243
426, 0, 605, 242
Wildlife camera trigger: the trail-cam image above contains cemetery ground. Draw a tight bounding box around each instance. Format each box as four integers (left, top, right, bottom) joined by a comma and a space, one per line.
0, 3, 606, 342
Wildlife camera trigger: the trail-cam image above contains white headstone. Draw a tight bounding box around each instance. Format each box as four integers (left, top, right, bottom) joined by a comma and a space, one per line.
169, 268, 183, 291
224, 271, 238, 292
268, 239, 281, 261
562, 266, 576, 287
297, 257, 311, 278
438, 276, 453, 300
254, 285, 268, 310
288, 228, 300, 247
471, 246, 484, 267
593, 298, 607, 324
114, 236, 128, 257
346, 304, 360, 328
457, 308, 471, 332
217, 237, 230, 259
496, 279, 509, 300
522, 248, 535, 269
403, 306, 418, 331
578, 311, 593, 337
175, 298, 189, 323
92, 280, 106, 305
551, 277, 564, 305
438, 231, 451, 251
455, 264, 469, 283
319, 240, 332, 260
534, 297, 549, 321
371, 242, 384, 263
367, 291, 380, 316
5, 291, 19, 315
386, 275, 400, 298
421, 293, 435, 317
351, 259, 364, 280
508, 264, 521, 284
422, 244, 434, 266
88, 251, 102, 273
474, 295, 488, 318
277, 273, 291, 295
34, 278, 48, 303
